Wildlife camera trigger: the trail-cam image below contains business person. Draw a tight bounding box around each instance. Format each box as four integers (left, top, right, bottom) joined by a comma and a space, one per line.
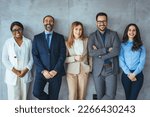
88, 12, 120, 100
119, 23, 146, 100
32, 15, 66, 100
2, 21, 33, 100
65, 21, 91, 100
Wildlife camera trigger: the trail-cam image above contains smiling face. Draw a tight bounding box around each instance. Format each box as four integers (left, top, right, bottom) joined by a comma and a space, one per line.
96, 15, 107, 33
43, 16, 54, 32
73, 25, 83, 39
127, 25, 137, 39
11, 25, 23, 39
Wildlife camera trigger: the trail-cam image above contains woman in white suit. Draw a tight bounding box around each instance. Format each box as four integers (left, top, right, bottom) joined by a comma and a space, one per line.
65, 21, 91, 100
2, 21, 33, 100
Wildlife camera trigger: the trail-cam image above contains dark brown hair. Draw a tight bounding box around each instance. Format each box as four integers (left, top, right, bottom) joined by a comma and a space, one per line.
43, 15, 55, 22
96, 12, 108, 21
122, 23, 143, 51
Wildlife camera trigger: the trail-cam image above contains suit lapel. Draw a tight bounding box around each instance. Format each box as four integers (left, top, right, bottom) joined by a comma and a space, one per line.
104, 30, 111, 47
96, 30, 105, 47
41, 32, 49, 51
82, 38, 87, 56
67, 45, 76, 56
50, 31, 56, 51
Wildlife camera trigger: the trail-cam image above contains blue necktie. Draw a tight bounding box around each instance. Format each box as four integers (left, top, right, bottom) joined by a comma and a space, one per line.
46, 34, 51, 48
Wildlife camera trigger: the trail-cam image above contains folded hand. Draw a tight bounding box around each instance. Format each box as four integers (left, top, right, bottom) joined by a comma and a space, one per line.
128, 73, 137, 81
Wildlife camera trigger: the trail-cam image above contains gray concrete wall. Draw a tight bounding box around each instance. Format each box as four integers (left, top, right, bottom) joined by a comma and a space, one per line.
0, 0, 150, 100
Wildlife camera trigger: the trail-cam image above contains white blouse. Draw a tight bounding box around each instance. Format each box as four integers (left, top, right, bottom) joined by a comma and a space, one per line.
73, 39, 83, 55
14, 41, 24, 69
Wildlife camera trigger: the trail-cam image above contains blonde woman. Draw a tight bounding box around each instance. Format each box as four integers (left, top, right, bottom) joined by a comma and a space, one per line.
65, 21, 91, 100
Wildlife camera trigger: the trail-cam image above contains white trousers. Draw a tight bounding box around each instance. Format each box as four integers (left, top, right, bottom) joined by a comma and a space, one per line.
7, 78, 30, 100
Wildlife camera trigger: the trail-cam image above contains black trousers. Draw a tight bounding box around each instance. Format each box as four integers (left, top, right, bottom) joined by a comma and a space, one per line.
121, 71, 144, 100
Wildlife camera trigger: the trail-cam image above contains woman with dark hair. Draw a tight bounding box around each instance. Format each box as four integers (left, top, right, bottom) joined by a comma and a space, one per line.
119, 23, 146, 100
2, 21, 33, 100
65, 21, 91, 100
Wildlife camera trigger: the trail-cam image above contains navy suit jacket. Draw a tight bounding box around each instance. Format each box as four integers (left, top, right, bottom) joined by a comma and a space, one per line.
32, 31, 66, 76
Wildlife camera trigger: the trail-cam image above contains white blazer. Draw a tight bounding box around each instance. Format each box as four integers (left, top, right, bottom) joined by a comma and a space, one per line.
2, 36, 33, 86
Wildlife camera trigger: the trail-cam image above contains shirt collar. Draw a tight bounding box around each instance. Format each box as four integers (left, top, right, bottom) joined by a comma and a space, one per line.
128, 39, 133, 43
44, 30, 53, 35
12, 36, 24, 43
98, 28, 108, 36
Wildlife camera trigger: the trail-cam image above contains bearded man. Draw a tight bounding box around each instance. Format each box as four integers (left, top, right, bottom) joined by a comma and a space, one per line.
32, 15, 66, 100
88, 12, 120, 100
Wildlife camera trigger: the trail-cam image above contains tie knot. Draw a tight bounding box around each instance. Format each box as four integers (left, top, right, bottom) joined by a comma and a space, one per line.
47, 34, 51, 38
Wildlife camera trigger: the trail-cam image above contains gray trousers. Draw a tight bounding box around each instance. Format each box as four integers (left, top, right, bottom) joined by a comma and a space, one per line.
93, 65, 117, 100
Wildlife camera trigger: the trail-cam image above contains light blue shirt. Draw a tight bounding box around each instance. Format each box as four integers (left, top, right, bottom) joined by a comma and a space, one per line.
45, 30, 53, 48
119, 40, 146, 75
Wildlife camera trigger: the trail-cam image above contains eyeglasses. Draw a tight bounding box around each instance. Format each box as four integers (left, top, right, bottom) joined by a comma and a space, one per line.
97, 20, 107, 24
12, 29, 23, 33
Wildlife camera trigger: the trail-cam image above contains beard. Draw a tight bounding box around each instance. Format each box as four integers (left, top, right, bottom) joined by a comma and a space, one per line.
45, 24, 53, 32
97, 25, 106, 32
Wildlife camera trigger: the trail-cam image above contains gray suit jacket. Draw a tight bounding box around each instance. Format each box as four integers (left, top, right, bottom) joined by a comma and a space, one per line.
88, 29, 120, 77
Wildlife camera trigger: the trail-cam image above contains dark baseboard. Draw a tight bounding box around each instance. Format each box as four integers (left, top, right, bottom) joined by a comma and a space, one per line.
93, 94, 97, 100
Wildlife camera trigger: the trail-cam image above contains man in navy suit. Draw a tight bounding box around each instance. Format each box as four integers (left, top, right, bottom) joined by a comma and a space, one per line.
32, 15, 66, 100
